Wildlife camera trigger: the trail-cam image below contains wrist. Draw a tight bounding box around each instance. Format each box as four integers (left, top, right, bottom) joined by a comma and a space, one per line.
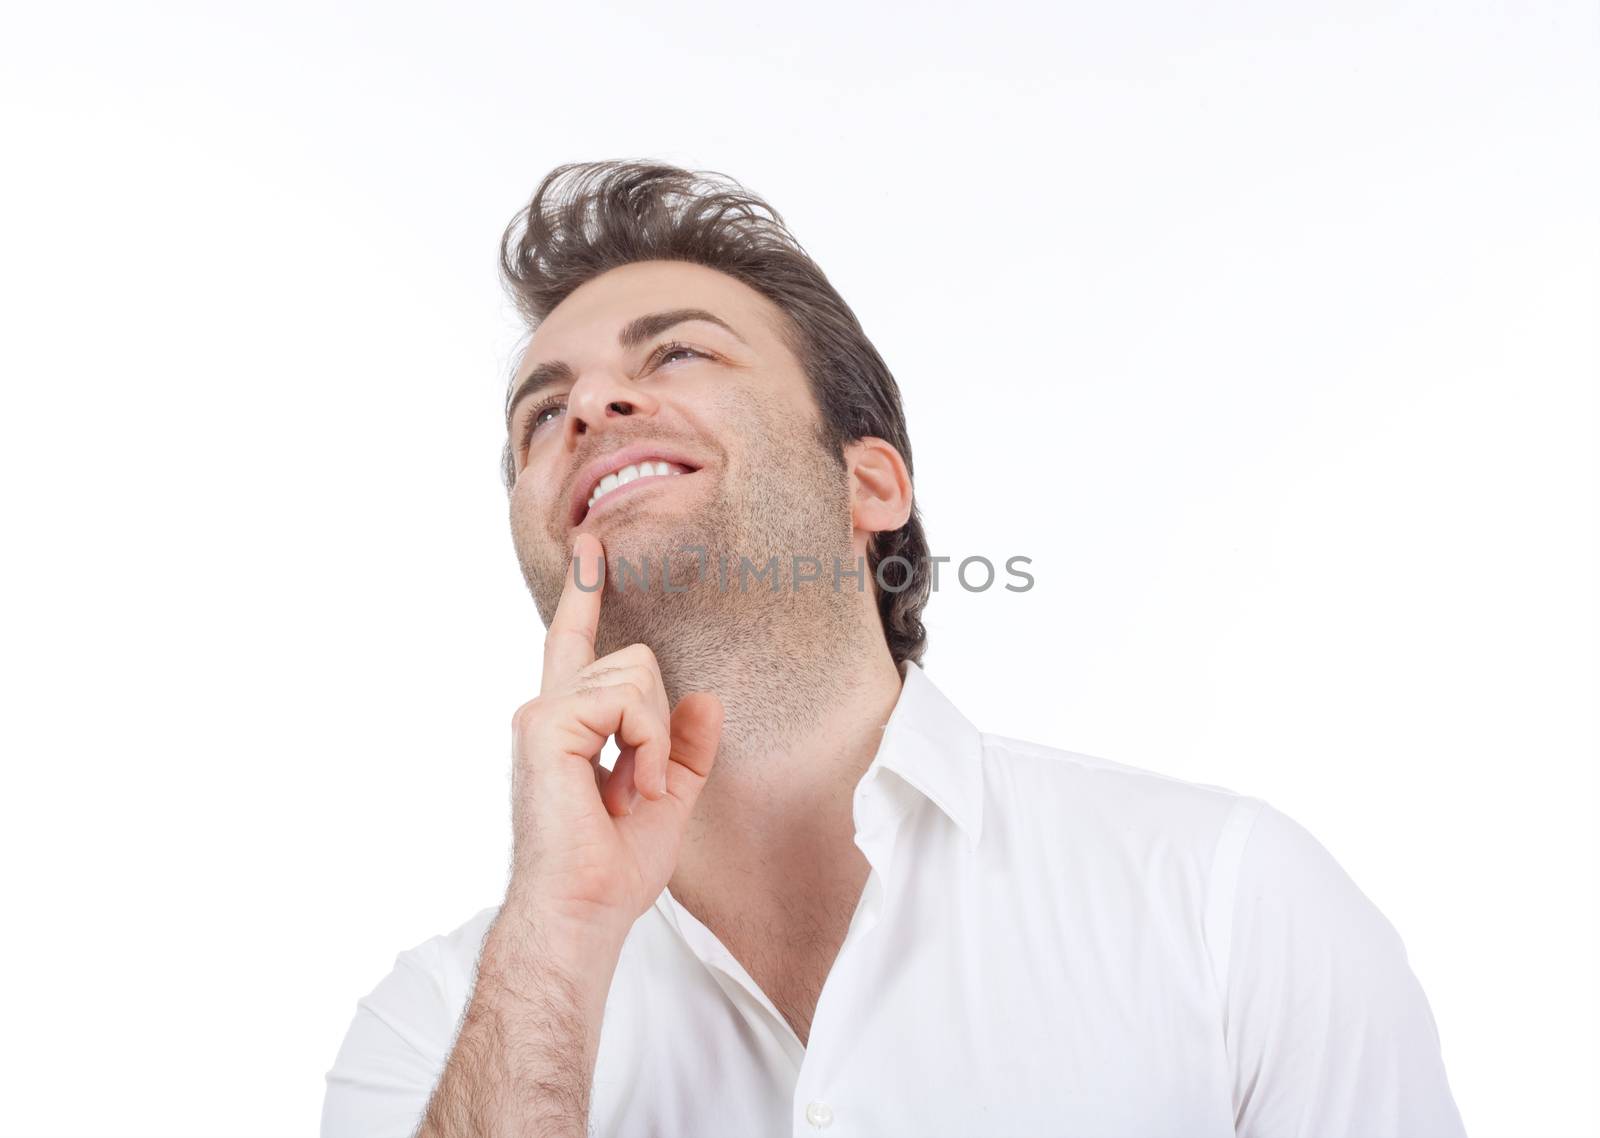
496, 884, 631, 969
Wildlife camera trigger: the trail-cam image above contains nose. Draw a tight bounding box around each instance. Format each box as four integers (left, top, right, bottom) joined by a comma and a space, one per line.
561, 366, 662, 451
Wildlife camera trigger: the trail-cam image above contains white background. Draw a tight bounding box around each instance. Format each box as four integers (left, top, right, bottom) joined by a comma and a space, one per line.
1, 1, 1594, 1135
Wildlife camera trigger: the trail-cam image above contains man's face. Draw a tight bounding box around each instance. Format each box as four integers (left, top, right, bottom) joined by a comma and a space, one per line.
506, 260, 856, 657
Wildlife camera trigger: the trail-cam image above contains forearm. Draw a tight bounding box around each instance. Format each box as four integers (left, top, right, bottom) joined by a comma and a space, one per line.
415, 899, 624, 1138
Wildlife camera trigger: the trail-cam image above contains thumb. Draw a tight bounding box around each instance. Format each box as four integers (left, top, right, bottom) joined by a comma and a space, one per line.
667, 692, 723, 785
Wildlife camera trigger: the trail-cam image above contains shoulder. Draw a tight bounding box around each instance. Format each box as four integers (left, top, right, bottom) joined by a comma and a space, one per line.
346, 903, 503, 1054
321, 904, 503, 1134
973, 732, 1270, 969
1226, 801, 1410, 970
399, 903, 503, 1007
976, 729, 1261, 853
969, 734, 1424, 1014
1214, 806, 1466, 1133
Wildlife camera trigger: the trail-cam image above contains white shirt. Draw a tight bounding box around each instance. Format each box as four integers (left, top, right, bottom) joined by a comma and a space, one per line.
322, 662, 1466, 1137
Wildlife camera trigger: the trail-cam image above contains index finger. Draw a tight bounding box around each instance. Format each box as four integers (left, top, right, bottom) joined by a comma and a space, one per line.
541, 531, 605, 694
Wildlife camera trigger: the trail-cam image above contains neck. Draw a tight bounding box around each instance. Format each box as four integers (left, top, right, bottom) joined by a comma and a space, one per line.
653, 606, 906, 917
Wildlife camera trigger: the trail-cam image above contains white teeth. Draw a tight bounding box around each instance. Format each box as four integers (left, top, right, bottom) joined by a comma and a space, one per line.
585, 459, 688, 513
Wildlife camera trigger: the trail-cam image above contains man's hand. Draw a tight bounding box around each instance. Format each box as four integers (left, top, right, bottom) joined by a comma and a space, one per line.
508, 531, 724, 941
415, 533, 722, 1138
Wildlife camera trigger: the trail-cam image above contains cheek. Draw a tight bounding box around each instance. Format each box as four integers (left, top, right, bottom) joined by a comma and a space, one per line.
701, 384, 784, 457
508, 470, 557, 536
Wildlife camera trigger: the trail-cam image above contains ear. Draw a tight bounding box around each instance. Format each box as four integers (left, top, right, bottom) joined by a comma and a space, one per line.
843, 436, 913, 544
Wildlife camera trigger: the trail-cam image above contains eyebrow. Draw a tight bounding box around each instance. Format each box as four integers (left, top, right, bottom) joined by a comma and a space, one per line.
504, 307, 747, 427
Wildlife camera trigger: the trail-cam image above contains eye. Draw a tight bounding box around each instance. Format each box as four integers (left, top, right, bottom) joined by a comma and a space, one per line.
518, 398, 565, 452
650, 340, 709, 369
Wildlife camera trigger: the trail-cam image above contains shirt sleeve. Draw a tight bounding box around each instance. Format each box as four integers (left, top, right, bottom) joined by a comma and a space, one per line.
1221, 800, 1467, 1138
320, 940, 458, 1138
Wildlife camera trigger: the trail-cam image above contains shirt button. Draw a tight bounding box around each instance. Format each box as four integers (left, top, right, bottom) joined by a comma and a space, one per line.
805, 1101, 834, 1128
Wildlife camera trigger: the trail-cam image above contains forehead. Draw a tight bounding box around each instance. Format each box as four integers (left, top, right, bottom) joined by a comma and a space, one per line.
514, 259, 791, 378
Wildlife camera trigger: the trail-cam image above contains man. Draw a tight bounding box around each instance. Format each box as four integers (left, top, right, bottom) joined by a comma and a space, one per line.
322, 160, 1466, 1137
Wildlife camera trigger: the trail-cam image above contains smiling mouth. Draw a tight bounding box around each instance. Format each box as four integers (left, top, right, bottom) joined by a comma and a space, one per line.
574, 458, 698, 525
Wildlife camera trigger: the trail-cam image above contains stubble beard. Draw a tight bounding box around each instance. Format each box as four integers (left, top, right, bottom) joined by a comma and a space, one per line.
511, 418, 868, 759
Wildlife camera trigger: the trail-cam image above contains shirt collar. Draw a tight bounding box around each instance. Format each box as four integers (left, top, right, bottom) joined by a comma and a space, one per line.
652, 662, 986, 948
866, 661, 985, 850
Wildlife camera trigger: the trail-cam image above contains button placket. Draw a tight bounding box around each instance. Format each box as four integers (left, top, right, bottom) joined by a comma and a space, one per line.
790, 777, 911, 1137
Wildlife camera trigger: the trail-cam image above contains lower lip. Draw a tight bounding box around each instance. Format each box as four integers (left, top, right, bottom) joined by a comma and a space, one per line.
580, 470, 696, 524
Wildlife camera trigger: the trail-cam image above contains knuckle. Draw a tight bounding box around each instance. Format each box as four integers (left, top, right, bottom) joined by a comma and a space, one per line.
510, 697, 547, 733
630, 643, 662, 673
607, 642, 660, 674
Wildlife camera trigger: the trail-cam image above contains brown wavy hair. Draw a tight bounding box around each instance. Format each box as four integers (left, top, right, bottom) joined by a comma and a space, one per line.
497, 159, 930, 668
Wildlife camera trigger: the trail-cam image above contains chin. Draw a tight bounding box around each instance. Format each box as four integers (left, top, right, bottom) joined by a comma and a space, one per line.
593, 508, 723, 569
